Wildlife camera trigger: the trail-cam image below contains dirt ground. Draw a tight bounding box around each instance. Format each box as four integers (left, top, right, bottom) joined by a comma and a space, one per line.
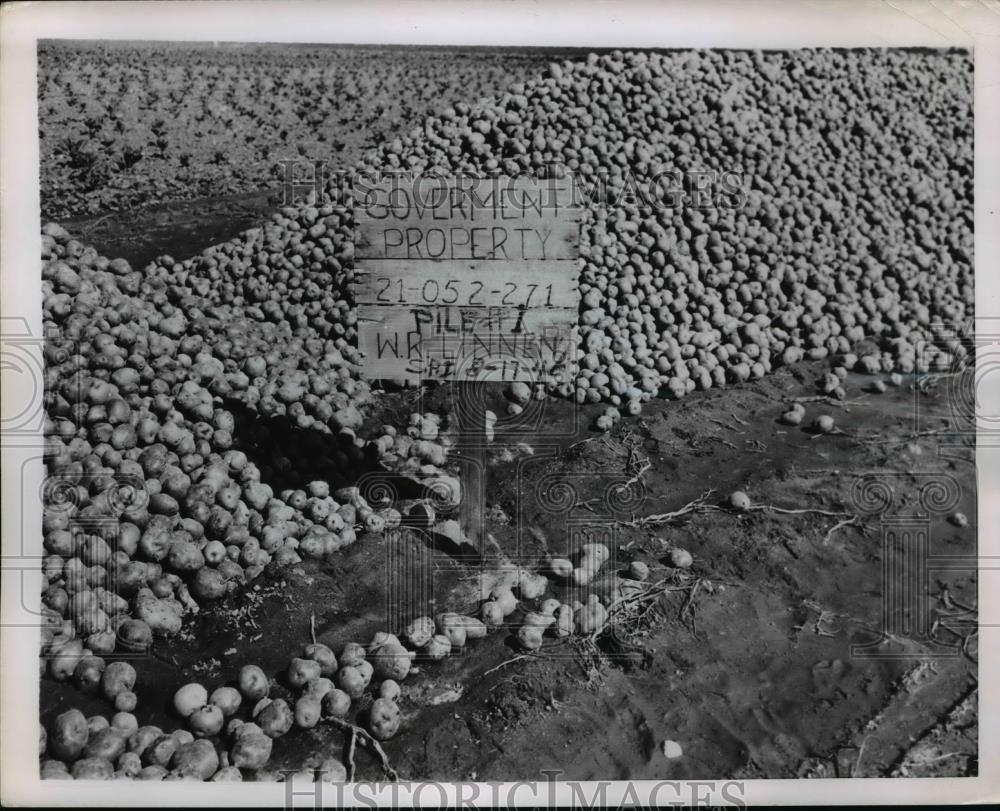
41, 338, 978, 780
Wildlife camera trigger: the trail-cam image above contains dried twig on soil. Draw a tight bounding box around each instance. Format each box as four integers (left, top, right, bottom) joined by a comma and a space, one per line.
326, 717, 399, 782
822, 516, 863, 545
310, 612, 317, 646
483, 652, 542, 677
746, 503, 852, 519
619, 490, 719, 528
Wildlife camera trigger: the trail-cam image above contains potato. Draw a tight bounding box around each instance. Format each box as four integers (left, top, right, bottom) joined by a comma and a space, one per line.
127, 725, 162, 757
481, 601, 505, 628
209, 686, 242, 716
86, 629, 117, 655
73, 654, 106, 690
83, 727, 127, 761
335, 665, 367, 699
576, 596, 609, 634
457, 615, 488, 640
171, 738, 219, 780
368, 697, 401, 741
256, 698, 293, 738
669, 548, 693, 569
491, 587, 518, 616
540, 598, 561, 616
422, 634, 451, 661
189, 705, 224, 738
101, 662, 136, 701
729, 491, 751, 510
294, 695, 322, 729
518, 571, 548, 600
50, 708, 89, 760
137, 765, 168, 780
111, 712, 138, 734
114, 691, 138, 713
555, 604, 574, 638
403, 616, 435, 648
435, 613, 467, 648
190, 567, 227, 602
117, 751, 142, 777
303, 677, 334, 700
321, 688, 351, 718
303, 642, 338, 677
229, 729, 272, 769
518, 625, 544, 651
88, 715, 110, 736
142, 735, 177, 768
116, 618, 153, 652
378, 680, 401, 701
133, 591, 182, 635
49, 638, 84, 681
71, 756, 114, 779
237, 664, 269, 701
41, 759, 73, 779
287, 657, 321, 690
522, 611, 555, 628
338, 641, 366, 667
173, 682, 208, 717
368, 641, 413, 681
211, 766, 243, 781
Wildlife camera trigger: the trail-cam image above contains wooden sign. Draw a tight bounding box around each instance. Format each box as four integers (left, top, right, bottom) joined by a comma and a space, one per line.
353, 175, 580, 381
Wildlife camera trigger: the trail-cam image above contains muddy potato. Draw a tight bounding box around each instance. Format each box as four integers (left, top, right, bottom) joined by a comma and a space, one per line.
321, 688, 351, 718
115, 691, 138, 713
435, 613, 467, 648
378, 680, 401, 701
211, 766, 243, 781
190, 567, 227, 602
368, 641, 413, 681
576, 595, 608, 634
492, 587, 518, 616
72, 756, 114, 779
335, 665, 368, 699
669, 548, 693, 569
41, 759, 73, 780
368, 697, 401, 741
303, 677, 334, 700
137, 765, 168, 780
338, 641, 366, 667
303, 642, 337, 677
50, 708, 89, 761
540, 598, 561, 616
209, 686, 242, 716
171, 739, 219, 781
142, 735, 178, 768
522, 611, 555, 629
481, 601, 504, 628
287, 657, 322, 689
230, 728, 272, 770
84, 727, 127, 761
127, 726, 162, 757
173, 682, 208, 718
49, 638, 84, 681
729, 490, 751, 511
117, 751, 142, 777
257, 698, 294, 738
73, 654, 106, 690
88, 715, 110, 736
294, 695, 322, 728
518, 570, 548, 600
111, 712, 138, 734
422, 634, 451, 660
237, 664, 269, 701
555, 604, 574, 637
404, 616, 435, 647
518, 625, 544, 651
189, 705, 224, 738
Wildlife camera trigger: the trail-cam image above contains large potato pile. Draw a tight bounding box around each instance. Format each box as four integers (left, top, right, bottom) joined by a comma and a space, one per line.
38, 41, 544, 219
37, 46, 973, 780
